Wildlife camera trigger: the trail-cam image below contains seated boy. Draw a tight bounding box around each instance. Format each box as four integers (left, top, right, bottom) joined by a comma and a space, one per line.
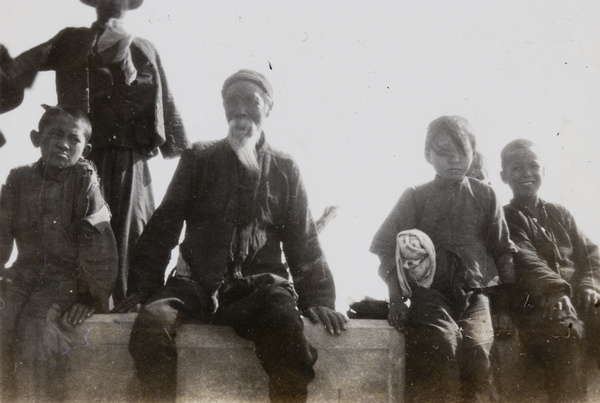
0, 105, 117, 401
501, 139, 600, 402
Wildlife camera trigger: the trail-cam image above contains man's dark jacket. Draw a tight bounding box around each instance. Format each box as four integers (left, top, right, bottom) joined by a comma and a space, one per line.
1, 26, 188, 158
129, 138, 336, 311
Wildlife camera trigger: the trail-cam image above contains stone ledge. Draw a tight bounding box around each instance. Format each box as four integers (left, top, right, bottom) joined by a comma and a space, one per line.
62, 314, 405, 402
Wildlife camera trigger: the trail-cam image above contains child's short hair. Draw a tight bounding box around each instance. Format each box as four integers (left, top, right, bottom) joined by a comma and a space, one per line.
500, 138, 537, 170
38, 104, 92, 142
425, 115, 476, 163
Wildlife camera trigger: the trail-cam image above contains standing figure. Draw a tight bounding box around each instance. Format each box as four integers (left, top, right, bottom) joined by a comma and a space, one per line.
119, 70, 347, 402
1, 0, 188, 305
0, 105, 117, 401
500, 139, 600, 402
370, 115, 515, 402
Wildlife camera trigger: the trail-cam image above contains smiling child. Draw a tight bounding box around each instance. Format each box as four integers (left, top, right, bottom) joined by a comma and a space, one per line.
501, 138, 600, 402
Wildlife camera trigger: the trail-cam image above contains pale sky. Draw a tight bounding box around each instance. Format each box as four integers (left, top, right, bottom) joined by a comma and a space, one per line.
2, 0, 600, 309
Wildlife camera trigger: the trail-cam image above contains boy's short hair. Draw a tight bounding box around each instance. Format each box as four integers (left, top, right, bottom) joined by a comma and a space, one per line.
425, 115, 477, 163
38, 104, 92, 142
500, 138, 537, 170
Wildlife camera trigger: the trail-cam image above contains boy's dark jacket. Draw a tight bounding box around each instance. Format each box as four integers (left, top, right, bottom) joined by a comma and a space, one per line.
0, 159, 117, 312
504, 199, 600, 302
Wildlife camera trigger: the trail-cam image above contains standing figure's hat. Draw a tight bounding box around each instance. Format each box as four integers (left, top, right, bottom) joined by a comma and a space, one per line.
80, 0, 144, 10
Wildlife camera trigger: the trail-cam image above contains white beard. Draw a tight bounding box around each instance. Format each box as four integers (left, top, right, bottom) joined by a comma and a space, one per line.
227, 117, 261, 175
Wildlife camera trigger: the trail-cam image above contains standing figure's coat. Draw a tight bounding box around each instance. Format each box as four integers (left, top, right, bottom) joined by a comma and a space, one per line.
2, 24, 188, 304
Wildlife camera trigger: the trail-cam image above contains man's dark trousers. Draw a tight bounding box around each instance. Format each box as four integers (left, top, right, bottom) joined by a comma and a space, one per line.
129, 276, 317, 402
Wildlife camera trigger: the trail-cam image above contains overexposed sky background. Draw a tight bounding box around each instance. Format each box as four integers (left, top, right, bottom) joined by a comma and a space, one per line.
2, 0, 600, 309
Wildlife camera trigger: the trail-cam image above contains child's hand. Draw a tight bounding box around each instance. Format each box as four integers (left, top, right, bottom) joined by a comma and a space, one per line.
64, 302, 95, 327
576, 289, 600, 315
388, 299, 409, 334
542, 295, 576, 321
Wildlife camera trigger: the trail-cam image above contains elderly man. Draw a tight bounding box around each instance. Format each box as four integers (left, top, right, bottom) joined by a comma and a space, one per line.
122, 69, 347, 402
0, 0, 188, 305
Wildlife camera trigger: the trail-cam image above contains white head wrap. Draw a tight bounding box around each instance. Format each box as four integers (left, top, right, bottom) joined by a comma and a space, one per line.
395, 229, 436, 298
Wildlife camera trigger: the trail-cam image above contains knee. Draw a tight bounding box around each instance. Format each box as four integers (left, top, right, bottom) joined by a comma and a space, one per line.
129, 302, 178, 355
137, 299, 180, 326
547, 320, 585, 349
461, 329, 494, 356
266, 306, 304, 334
541, 319, 584, 348
409, 325, 459, 360
260, 289, 303, 330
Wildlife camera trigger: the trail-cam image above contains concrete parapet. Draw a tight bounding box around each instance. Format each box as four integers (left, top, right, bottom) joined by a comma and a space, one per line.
28, 312, 600, 402
61, 314, 405, 402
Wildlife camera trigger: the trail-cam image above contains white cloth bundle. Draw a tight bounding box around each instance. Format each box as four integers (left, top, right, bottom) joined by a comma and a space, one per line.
395, 229, 436, 298
97, 18, 137, 85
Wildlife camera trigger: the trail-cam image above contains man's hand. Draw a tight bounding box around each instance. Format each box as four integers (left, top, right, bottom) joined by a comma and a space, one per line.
304, 306, 348, 335
64, 302, 94, 326
542, 295, 576, 321
388, 300, 409, 334
111, 291, 152, 313
577, 289, 600, 315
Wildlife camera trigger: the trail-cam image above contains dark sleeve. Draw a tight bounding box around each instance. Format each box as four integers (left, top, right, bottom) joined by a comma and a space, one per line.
0, 171, 17, 269
155, 50, 189, 159
4, 28, 86, 89
76, 169, 118, 313
505, 206, 570, 301
369, 187, 419, 282
280, 161, 336, 310
0, 45, 25, 113
560, 207, 600, 295
1, 40, 54, 92
127, 148, 194, 295
484, 187, 515, 284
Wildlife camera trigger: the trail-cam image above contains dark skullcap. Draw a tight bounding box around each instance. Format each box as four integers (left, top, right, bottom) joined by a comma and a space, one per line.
221, 69, 273, 100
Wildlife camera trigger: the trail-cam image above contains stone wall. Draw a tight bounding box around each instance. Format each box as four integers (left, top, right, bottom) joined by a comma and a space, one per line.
62, 314, 405, 402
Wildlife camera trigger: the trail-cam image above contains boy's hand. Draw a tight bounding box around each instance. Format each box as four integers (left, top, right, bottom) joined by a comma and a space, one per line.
304, 306, 348, 335
65, 303, 95, 326
388, 299, 409, 334
542, 295, 576, 321
577, 289, 600, 314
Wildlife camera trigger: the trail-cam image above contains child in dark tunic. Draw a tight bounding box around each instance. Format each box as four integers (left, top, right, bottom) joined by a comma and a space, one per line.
501, 139, 600, 403
0, 105, 117, 401
371, 115, 515, 402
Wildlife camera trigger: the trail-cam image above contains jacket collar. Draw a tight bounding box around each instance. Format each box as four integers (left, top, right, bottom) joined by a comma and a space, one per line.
34, 159, 70, 182
509, 196, 542, 214
433, 174, 468, 188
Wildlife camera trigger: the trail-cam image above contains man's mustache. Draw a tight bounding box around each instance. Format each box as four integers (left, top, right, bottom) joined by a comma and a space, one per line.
230, 116, 257, 126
